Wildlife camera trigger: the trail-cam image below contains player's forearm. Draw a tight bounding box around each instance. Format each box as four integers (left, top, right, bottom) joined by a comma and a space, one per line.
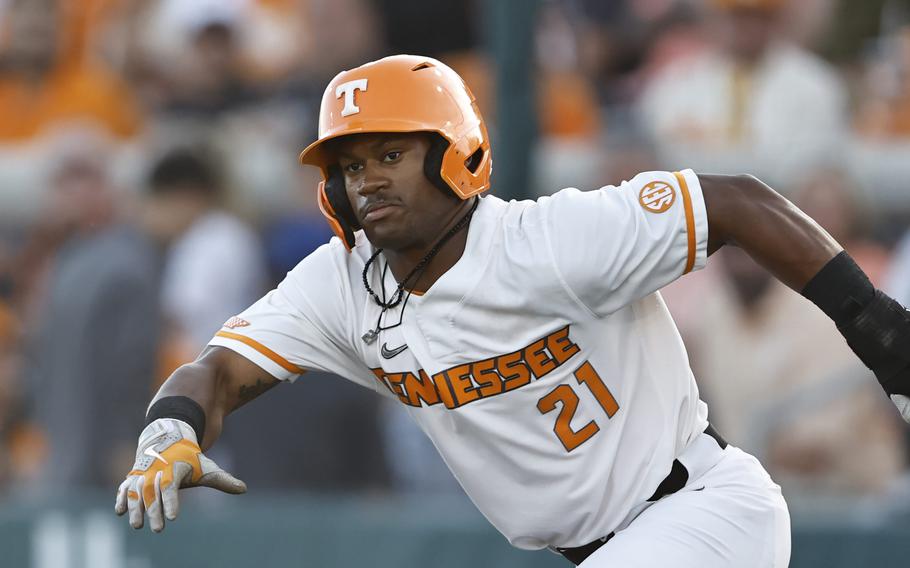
149, 347, 280, 450
150, 357, 227, 450
700, 173, 842, 291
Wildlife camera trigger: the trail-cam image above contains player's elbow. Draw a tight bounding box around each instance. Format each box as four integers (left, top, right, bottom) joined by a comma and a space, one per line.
700, 173, 787, 249
703, 173, 772, 200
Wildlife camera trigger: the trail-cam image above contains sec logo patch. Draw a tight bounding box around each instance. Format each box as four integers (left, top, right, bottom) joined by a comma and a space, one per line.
639, 181, 676, 213
223, 316, 250, 329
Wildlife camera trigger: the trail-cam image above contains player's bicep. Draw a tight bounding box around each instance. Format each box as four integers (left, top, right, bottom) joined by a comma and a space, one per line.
699, 172, 842, 291
699, 173, 759, 255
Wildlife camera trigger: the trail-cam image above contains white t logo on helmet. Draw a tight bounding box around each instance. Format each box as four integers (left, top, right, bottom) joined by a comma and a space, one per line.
336, 79, 368, 117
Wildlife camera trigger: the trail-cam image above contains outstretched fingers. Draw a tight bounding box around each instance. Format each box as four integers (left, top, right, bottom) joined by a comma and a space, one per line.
162, 462, 191, 521
127, 476, 145, 529
147, 471, 166, 532
114, 478, 130, 516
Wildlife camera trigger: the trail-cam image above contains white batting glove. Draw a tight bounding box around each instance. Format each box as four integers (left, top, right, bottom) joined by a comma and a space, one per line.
114, 418, 247, 532
891, 395, 910, 423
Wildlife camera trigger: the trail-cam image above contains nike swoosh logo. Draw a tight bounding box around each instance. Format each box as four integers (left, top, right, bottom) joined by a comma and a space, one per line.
144, 447, 169, 465
380, 342, 408, 359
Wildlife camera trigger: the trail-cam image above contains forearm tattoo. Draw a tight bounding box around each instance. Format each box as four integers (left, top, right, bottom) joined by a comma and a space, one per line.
234, 378, 273, 410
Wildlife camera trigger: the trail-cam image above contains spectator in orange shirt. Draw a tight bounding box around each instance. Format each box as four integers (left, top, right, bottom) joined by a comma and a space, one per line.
0, 0, 141, 141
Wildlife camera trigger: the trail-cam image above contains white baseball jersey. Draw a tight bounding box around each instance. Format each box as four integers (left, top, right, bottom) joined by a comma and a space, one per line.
209, 169, 710, 550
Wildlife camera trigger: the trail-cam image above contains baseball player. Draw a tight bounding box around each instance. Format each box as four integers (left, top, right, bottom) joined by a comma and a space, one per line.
115, 55, 910, 567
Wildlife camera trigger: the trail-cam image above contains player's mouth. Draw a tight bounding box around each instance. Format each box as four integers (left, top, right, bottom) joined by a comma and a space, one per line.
361, 201, 401, 223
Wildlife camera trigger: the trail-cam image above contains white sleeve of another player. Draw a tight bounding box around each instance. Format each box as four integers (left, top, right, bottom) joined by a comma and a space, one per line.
207, 243, 372, 390
542, 169, 708, 316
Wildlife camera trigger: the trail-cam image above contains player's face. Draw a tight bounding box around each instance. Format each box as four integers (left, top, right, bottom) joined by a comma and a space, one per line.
335, 132, 460, 252
717, 7, 778, 61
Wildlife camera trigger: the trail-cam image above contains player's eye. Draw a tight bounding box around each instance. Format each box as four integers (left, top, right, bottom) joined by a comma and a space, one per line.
382, 151, 402, 163
343, 162, 363, 173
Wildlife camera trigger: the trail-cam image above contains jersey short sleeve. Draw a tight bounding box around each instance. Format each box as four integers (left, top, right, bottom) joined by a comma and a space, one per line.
542, 169, 708, 316
207, 241, 374, 390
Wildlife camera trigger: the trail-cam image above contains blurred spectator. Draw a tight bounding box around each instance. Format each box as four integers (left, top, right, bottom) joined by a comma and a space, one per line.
684, 247, 905, 497
0, 0, 142, 228
147, 4, 259, 121
125, 1, 330, 222
790, 168, 892, 284
0, 249, 23, 491
575, 0, 707, 107
373, 0, 477, 59
854, 24, 910, 139
0, 0, 141, 141
164, 20, 257, 118
263, 212, 333, 285
530, 0, 610, 195
822, 0, 910, 63
24, 139, 159, 491
638, 0, 848, 189
848, 23, 910, 215
143, 148, 266, 364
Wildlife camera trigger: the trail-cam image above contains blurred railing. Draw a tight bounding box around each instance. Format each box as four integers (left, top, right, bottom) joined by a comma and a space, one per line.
3, 491, 910, 568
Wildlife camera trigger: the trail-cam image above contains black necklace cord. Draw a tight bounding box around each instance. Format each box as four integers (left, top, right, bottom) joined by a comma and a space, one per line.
370, 237, 441, 339
362, 198, 478, 310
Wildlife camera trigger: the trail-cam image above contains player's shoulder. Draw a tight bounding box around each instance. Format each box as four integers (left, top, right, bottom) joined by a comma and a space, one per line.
535, 170, 689, 212
477, 184, 615, 253
281, 236, 367, 299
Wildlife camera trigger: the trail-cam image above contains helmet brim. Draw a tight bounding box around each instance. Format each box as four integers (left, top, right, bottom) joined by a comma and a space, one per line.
298, 121, 449, 171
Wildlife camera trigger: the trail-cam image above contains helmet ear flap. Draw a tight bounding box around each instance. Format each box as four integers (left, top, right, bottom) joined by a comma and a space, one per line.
423, 133, 458, 198
325, 165, 361, 229
318, 166, 361, 250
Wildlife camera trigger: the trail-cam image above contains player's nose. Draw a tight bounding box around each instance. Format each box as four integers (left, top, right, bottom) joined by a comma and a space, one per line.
355, 163, 390, 196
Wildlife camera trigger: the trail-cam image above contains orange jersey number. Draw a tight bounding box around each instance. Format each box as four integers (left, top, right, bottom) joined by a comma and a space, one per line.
536, 361, 619, 452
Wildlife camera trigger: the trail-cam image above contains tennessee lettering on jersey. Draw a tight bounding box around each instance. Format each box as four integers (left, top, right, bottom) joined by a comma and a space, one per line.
371, 326, 582, 409
373, 325, 621, 453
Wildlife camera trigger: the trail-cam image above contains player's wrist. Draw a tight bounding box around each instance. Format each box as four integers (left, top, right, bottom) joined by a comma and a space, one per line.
800, 251, 875, 326
836, 290, 910, 396
801, 252, 910, 396
137, 418, 199, 449
145, 395, 206, 443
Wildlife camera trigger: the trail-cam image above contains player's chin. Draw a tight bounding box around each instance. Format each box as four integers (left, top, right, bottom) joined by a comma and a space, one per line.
361, 221, 413, 251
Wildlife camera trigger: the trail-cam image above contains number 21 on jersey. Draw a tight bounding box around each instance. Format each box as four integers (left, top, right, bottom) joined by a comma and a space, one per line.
537, 361, 619, 452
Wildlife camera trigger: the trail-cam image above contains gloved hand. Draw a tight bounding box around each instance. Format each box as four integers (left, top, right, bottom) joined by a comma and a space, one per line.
114, 418, 247, 532
891, 395, 910, 423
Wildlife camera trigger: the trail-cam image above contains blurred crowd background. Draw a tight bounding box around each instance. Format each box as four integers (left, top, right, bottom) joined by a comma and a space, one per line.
2, 0, 910, 545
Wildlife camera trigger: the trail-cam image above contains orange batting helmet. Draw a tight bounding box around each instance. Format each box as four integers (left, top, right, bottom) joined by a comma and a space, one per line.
299, 54, 492, 250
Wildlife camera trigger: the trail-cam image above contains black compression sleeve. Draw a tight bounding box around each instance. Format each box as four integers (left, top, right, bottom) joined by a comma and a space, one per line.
801, 251, 875, 326
802, 251, 910, 396
146, 396, 207, 442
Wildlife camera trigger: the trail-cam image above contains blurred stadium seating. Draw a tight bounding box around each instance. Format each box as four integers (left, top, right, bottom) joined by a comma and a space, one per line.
1, 0, 909, 566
